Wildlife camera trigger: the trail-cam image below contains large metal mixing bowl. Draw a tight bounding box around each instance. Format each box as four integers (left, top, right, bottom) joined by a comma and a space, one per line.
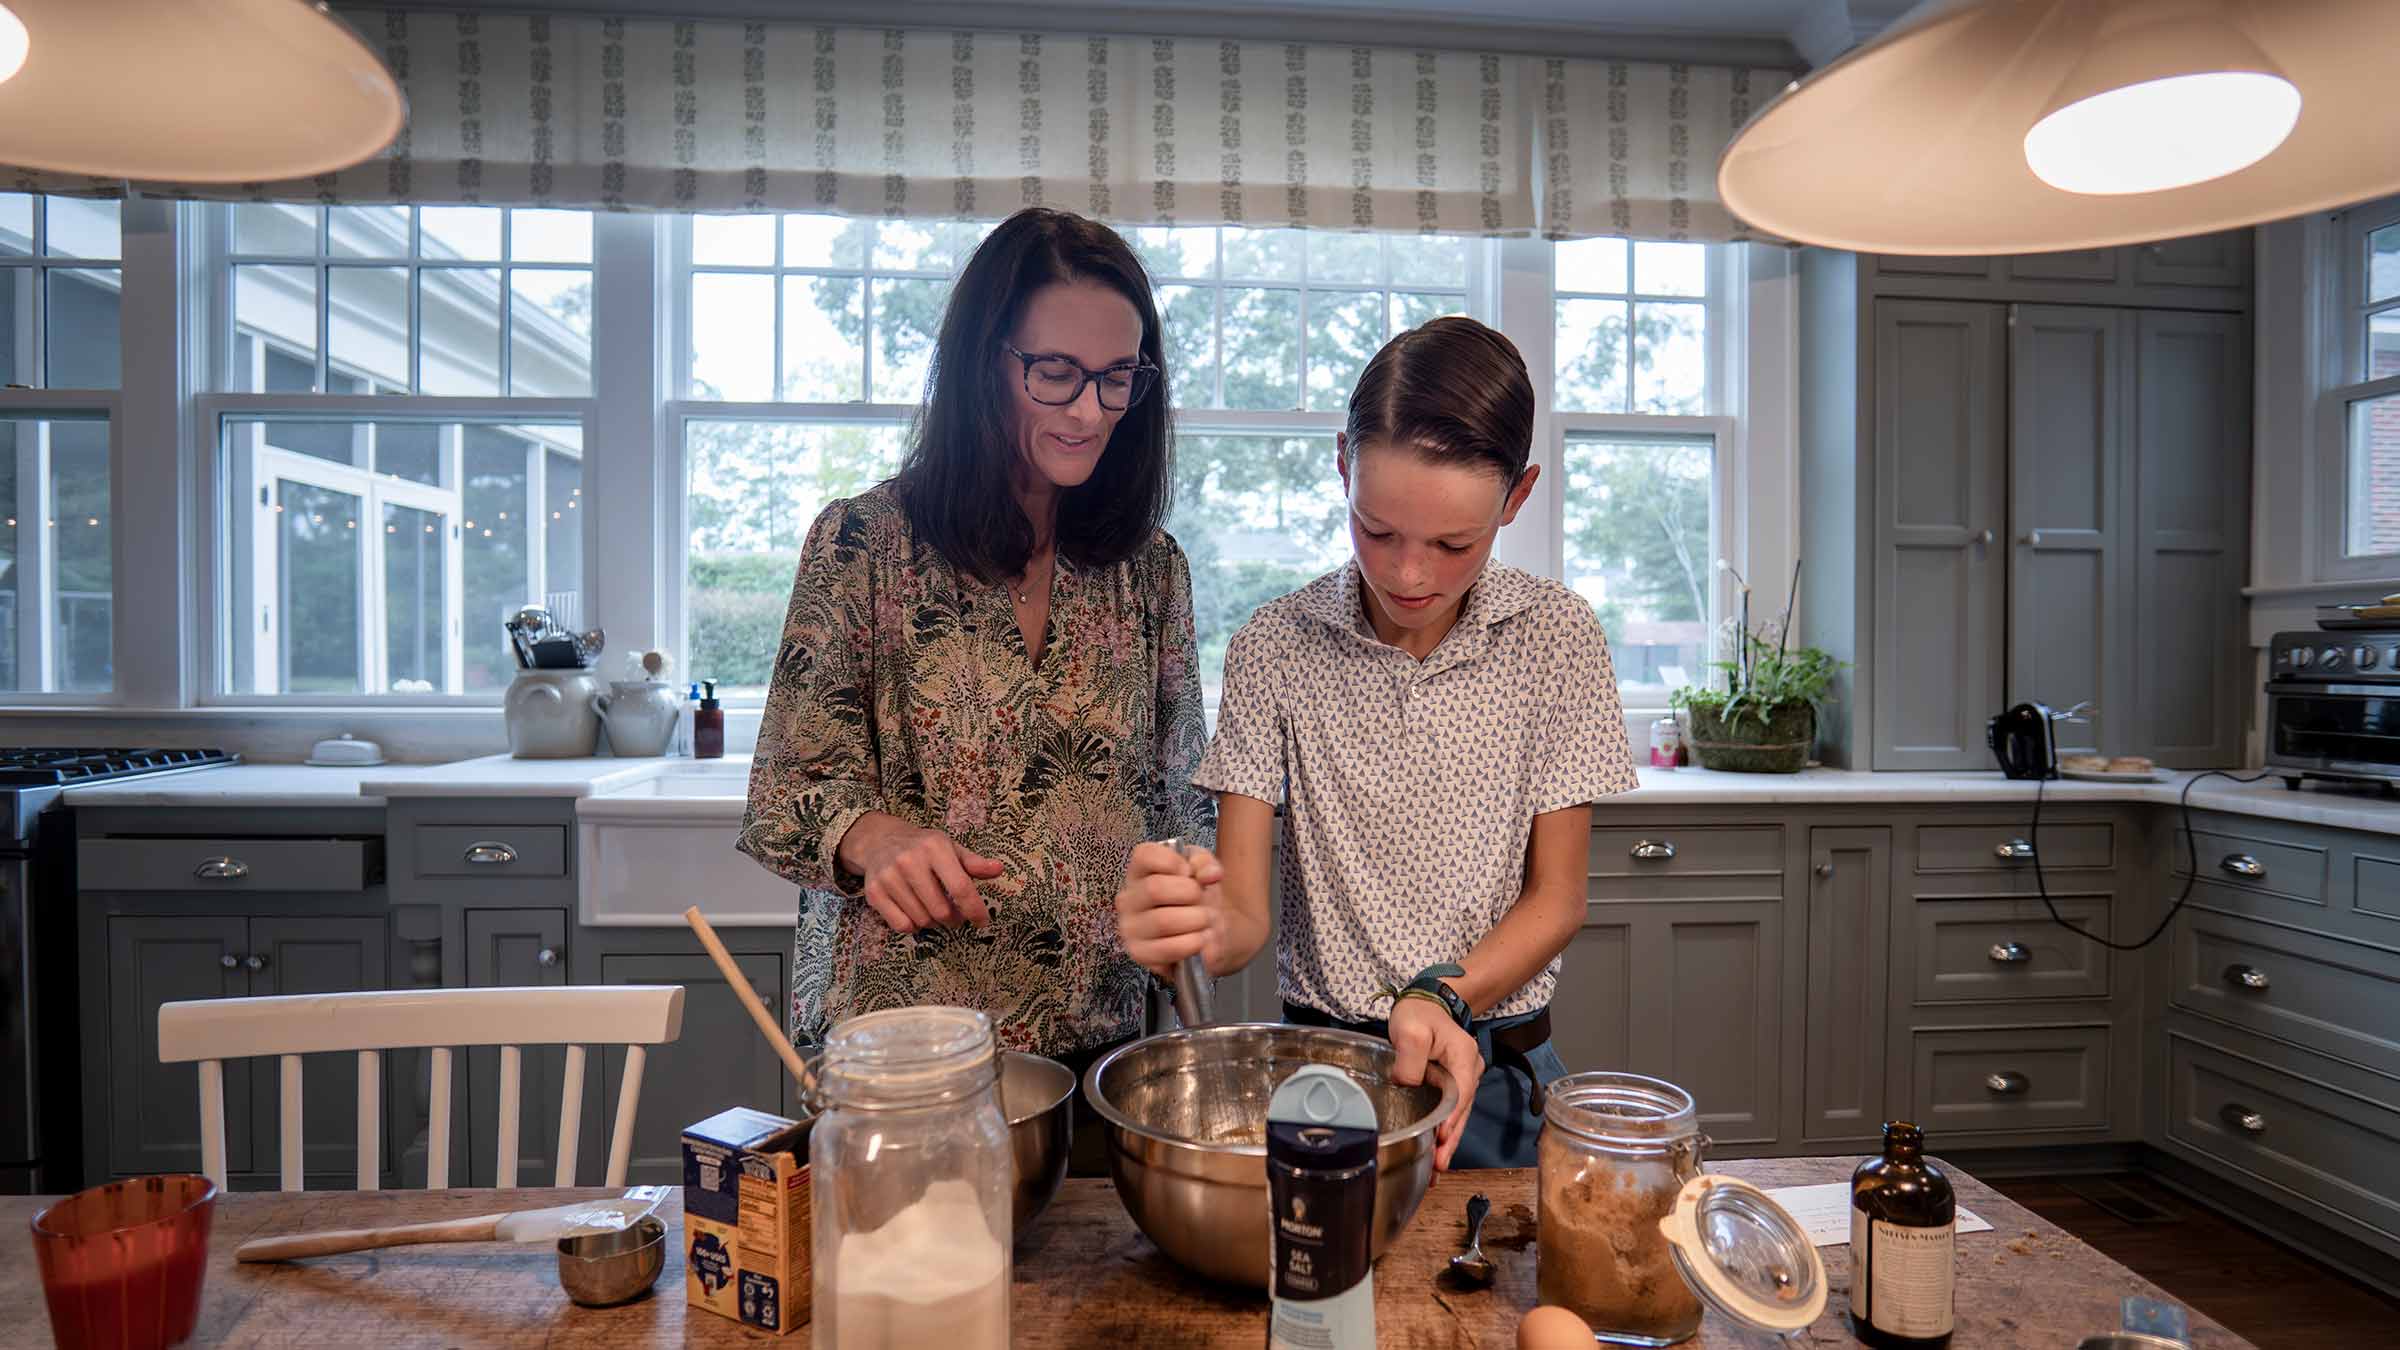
1001, 1050, 1074, 1236
1083, 1023, 1459, 1288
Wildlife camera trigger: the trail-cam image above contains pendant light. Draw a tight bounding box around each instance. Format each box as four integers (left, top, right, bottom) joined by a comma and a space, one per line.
0, 0, 403, 183
1717, 0, 2400, 254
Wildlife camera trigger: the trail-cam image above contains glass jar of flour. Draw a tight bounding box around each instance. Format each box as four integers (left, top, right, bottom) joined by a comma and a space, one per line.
811, 1006, 1011, 1350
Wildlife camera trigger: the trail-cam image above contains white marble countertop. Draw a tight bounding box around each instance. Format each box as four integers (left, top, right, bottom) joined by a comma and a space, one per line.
58, 754, 2400, 836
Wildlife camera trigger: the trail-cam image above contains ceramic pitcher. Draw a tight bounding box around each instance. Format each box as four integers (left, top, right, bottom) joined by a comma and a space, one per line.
595, 680, 680, 757
503, 669, 602, 758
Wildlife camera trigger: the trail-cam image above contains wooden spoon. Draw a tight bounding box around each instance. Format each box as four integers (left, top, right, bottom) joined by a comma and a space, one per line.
683, 905, 818, 1101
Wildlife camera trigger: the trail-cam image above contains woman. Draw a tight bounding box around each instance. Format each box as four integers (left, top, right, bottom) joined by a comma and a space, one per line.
740, 208, 1212, 1089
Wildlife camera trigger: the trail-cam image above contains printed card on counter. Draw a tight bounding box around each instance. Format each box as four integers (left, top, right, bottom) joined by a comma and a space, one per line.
1763, 1182, 1994, 1247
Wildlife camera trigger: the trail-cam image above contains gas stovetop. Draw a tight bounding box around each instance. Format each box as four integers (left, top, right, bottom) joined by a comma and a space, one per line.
0, 747, 237, 789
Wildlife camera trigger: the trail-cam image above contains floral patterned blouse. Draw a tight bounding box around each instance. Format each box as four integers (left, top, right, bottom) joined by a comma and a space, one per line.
739, 483, 1214, 1056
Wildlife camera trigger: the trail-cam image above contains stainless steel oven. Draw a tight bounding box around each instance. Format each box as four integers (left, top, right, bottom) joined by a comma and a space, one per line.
2265, 632, 2400, 789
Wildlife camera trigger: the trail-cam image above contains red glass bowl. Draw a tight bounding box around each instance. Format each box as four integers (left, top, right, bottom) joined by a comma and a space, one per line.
30, 1174, 217, 1350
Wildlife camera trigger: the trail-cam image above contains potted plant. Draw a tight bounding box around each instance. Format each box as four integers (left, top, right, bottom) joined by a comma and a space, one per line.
1669, 562, 1841, 773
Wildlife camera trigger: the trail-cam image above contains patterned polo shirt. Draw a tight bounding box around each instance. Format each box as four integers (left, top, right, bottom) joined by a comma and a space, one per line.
1193, 559, 1640, 1023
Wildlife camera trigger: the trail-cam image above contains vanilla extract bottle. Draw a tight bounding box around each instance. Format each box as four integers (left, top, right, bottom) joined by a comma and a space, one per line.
1849, 1121, 1955, 1349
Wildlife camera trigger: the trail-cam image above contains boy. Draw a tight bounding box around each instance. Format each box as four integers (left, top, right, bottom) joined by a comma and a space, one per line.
1116, 317, 1639, 1168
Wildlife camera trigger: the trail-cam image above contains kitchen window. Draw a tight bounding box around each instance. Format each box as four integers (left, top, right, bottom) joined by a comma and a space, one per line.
2329, 198, 2400, 570
0, 195, 122, 695
206, 204, 594, 701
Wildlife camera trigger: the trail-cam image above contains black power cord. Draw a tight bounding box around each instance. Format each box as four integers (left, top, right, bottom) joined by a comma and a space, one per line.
2028, 768, 2281, 952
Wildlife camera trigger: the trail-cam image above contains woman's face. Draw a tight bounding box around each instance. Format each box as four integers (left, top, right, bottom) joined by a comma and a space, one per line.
1338, 438, 1537, 642
1000, 279, 1146, 496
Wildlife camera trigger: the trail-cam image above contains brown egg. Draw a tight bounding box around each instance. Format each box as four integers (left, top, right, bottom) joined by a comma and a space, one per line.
1517, 1304, 1597, 1350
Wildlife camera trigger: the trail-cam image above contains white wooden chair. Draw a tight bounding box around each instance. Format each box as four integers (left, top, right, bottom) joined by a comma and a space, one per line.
157, 985, 685, 1192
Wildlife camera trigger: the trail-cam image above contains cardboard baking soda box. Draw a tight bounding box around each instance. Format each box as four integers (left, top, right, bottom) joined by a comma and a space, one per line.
682, 1107, 813, 1334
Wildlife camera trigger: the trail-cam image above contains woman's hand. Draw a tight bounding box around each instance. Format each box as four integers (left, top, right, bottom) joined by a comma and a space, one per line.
1386, 996, 1483, 1172
1114, 840, 1227, 978
839, 814, 1005, 935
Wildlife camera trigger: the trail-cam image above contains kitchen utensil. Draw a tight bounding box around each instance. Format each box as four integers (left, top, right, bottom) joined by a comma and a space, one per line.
234, 1187, 669, 1262
1083, 1023, 1457, 1288
683, 905, 819, 1102
556, 1214, 666, 1308
303, 733, 385, 767
1001, 1050, 1075, 1236
1988, 701, 2065, 779
531, 634, 585, 669
572, 628, 606, 665
595, 680, 680, 757
32, 1174, 216, 1350
1447, 1192, 1495, 1287
1157, 838, 1216, 1030
506, 605, 555, 670
503, 669, 602, 757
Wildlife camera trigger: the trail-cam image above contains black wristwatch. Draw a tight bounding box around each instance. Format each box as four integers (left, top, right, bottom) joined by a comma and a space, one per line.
1396, 962, 1471, 1031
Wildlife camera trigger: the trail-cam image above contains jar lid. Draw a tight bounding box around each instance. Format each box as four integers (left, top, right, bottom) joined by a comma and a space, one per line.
1657, 1174, 1827, 1336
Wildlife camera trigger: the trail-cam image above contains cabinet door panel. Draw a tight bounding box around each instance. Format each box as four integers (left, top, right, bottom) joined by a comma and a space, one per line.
247, 916, 390, 1187
2133, 232, 2249, 289
2134, 310, 2247, 766
593, 950, 787, 1185
1659, 906, 1780, 1147
464, 908, 568, 1186
2008, 305, 2132, 756
1805, 829, 1890, 1141
106, 917, 249, 1177
2006, 249, 2122, 284
1873, 300, 2006, 769
1551, 916, 1634, 1075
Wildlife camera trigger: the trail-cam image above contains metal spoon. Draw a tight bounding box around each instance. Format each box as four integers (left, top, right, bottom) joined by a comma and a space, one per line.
1157, 837, 1214, 1028
1448, 1192, 1495, 1287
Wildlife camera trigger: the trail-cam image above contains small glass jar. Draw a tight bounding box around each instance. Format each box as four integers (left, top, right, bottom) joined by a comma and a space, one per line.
811, 1006, 1011, 1350
1648, 717, 1684, 770
1537, 1072, 1710, 1346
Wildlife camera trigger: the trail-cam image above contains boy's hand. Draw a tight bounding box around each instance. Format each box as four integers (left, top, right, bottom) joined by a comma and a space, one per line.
1386, 996, 1482, 1171
1114, 840, 1227, 978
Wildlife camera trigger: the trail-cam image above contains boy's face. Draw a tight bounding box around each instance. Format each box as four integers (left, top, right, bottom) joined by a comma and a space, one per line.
1337, 439, 1538, 642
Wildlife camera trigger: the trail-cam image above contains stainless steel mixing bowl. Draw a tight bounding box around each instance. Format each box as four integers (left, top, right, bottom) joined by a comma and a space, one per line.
1001, 1049, 1074, 1236
556, 1214, 667, 1307
1083, 1023, 1460, 1288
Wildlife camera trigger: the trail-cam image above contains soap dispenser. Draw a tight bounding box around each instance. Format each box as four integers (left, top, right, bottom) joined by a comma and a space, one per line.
695, 679, 724, 759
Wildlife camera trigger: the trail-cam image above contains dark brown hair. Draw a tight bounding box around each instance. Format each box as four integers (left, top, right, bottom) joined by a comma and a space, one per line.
1341, 315, 1533, 484
893, 208, 1172, 581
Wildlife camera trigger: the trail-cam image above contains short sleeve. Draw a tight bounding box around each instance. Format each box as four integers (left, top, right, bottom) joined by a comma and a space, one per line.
1191, 621, 1287, 806
1529, 596, 1641, 813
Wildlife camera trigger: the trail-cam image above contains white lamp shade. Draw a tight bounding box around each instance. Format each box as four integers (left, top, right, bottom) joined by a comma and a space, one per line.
0, 0, 403, 183
1717, 0, 2400, 255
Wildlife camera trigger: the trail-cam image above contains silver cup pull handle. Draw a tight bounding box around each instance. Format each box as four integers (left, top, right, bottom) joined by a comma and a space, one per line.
1989, 941, 2032, 964
2223, 964, 2270, 992
1630, 839, 1676, 861
2220, 853, 2264, 880
2221, 1103, 2267, 1136
464, 841, 518, 865
1995, 838, 2036, 861
1986, 1071, 2029, 1096
194, 856, 249, 881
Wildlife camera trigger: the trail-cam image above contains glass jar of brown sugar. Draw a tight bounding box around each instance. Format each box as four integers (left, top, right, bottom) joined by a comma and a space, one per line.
1538, 1072, 1828, 1347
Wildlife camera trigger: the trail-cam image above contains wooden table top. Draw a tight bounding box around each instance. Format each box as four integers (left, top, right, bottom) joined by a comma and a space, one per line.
5, 1158, 2253, 1347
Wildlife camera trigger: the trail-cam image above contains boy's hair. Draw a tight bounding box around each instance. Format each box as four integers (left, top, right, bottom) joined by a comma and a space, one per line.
1341, 315, 1533, 484
894, 207, 1172, 582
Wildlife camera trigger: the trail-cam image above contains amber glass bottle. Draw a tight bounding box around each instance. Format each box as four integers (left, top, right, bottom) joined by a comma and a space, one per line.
1849, 1121, 1954, 1348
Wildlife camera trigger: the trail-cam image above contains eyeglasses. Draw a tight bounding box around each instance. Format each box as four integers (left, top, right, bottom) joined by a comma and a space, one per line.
1003, 342, 1158, 411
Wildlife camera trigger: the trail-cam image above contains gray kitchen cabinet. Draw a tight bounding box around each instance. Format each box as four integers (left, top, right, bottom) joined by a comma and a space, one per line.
2005, 249, 2122, 285
1802, 827, 1890, 1143
102, 913, 389, 1187
589, 948, 789, 1185
2007, 305, 2134, 755
2133, 233, 2250, 290
104, 917, 250, 1178
1866, 231, 2250, 310
2133, 309, 2248, 767
464, 908, 570, 1186
1872, 299, 2008, 770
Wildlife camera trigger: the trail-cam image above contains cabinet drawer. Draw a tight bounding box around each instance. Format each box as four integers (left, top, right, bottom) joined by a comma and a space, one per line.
1588, 826, 1783, 901
2167, 1034, 2400, 1242
2171, 826, 2327, 904
78, 838, 379, 892
1914, 823, 2113, 873
1909, 1025, 2111, 1135
1911, 898, 2112, 1004
412, 826, 568, 879
2172, 910, 2400, 1080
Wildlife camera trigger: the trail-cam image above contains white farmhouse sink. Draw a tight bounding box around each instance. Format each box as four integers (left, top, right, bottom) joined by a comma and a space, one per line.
577, 757, 798, 927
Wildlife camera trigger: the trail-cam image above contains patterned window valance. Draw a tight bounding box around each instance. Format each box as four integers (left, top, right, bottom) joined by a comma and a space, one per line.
4, 10, 1786, 244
